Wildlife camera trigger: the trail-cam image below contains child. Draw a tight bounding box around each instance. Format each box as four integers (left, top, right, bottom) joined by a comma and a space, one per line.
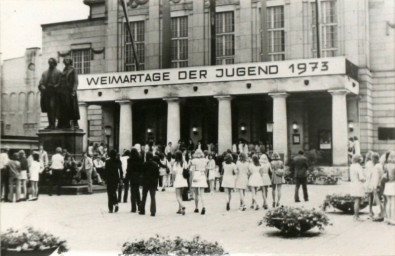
349, 154, 365, 220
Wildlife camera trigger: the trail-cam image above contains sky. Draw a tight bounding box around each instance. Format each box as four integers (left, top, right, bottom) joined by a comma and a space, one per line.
0, 0, 90, 60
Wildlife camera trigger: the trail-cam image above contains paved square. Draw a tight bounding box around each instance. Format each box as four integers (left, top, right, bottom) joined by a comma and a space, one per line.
2, 182, 394, 255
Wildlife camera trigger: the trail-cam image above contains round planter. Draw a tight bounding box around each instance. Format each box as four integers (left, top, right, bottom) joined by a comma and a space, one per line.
270, 218, 315, 235
1, 247, 57, 256
331, 200, 369, 214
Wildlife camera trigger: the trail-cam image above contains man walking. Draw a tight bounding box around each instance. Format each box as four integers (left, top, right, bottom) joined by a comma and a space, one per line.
49, 147, 64, 196
293, 151, 309, 202
139, 152, 159, 216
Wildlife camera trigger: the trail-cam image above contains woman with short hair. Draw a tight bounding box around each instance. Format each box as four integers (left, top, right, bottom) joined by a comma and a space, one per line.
191, 149, 208, 215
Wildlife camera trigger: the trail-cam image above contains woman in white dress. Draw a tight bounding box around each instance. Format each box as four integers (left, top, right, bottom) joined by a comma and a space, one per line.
222, 153, 237, 211
158, 153, 168, 191
349, 154, 366, 220
366, 152, 384, 220
259, 154, 272, 209
191, 149, 208, 215
173, 151, 188, 215
364, 151, 375, 217
29, 153, 43, 200
248, 155, 264, 210
384, 151, 395, 225
235, 153, 249, 211
207, 153, 216, 194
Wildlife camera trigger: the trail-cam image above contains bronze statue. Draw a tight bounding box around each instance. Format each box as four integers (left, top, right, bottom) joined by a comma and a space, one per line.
38, 58, 61, 129
57, 57, 80, 129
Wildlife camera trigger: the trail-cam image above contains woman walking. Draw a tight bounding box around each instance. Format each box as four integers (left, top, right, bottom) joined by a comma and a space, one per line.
158, 153, 168, 191
248, 155, 264, 210
222, 153, 237, 211
173, 151, 188, 215
127, 148, 142, 213
105, 150, 123, 213
349, 154, 366, 221
235, 153, 249, 211
140, 152, 160, 216
271, 152, 285, 207
207, 153, 216, 194
259, 154, 272, 209
29, 153, 42, 200
191, 149, 208, 215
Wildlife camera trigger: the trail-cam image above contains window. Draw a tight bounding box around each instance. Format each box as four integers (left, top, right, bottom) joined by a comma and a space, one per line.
312, 0, 337, 57
378, 127, 395, 140
171, 16, 188, 68
216, 12, 235, 65
267, 6, 285, 61
125, 21, 145, 71
71, 49, 91, 74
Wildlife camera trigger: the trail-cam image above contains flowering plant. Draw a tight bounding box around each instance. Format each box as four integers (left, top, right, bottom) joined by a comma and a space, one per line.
122, 235, 227, 255
259, 206, 331, 236
322, 194, 369, 214
1, 227, 68, 254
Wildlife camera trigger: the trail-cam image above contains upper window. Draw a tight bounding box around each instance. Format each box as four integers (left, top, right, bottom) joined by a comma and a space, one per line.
216, 11, 235, 65
312, 0, 338, 57
71, 49, 91, 74
267, 6, 285, 61
171, 16, 188, 68
125, 21, 145, 71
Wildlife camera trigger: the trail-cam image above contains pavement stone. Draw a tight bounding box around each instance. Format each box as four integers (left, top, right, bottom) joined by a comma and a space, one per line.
1, 182, 394, 256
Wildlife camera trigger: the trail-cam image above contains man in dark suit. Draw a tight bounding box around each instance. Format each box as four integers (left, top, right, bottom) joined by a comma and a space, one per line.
139, 152, 159, 216
292, 151, 309, 202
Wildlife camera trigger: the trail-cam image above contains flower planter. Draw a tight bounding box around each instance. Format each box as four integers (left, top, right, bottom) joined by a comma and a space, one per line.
323, 194, 369, 214
1, 247, 57, 256
270, 218, 315, 234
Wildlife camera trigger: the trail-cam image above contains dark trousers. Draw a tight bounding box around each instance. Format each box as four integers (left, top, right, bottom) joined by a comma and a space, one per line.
107, 183, 118, 212
130, 184, 141, 212
49, 169, 63, 195
141, 186, 156, 215
1, 168, 9, 201
117, 180, 130, 202
295, 177, 308, 201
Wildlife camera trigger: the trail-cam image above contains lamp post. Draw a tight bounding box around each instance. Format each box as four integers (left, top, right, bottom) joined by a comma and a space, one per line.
104, 125, 112, 153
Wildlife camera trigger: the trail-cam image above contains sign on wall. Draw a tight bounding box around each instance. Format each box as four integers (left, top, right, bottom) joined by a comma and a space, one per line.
78, 57, 349, 90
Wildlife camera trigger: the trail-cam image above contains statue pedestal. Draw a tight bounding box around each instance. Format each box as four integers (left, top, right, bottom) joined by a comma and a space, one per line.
37, 129, 85, 156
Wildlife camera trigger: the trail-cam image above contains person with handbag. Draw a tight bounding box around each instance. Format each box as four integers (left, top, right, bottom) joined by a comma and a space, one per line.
172, 151, 188, 215
270, 152, 285, 207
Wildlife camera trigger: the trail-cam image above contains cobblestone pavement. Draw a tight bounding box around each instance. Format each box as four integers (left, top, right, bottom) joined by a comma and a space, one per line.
2, 182, 394, 256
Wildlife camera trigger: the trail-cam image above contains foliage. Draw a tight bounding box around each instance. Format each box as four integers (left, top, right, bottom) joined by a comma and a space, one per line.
1, 227, 68, 254
285, 167, 339, 185
259, 206, 331, 236
122, 235, 227, 255
322, 194, 369, 214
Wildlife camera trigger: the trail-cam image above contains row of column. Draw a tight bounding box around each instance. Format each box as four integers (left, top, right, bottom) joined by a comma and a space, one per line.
78, 89, 350, 166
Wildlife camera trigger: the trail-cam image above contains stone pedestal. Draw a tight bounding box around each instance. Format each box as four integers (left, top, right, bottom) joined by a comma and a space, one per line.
37, 129, 85, 156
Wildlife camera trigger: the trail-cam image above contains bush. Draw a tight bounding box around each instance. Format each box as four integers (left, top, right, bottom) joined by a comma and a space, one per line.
122, 235, 227, 255
322, 194, 369, 214
259, 206, 331, 236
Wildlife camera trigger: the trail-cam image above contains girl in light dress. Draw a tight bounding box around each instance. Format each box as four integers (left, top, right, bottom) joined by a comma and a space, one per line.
235, 153, 249, 211
207, 153, 216, 194
270, 152, 285, 207
248, 155, 264, 210
366, 152, 384, 220
191, 149, 208, 215
29, 153, 43, 200
349, 154, 366, 220
259, 154, 272, 209
172, 151, 188, 215
221, 153, 237, 211
364, 151, 375, 217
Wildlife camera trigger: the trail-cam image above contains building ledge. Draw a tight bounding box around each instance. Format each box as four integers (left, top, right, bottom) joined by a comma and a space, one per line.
41, 17, 106, 31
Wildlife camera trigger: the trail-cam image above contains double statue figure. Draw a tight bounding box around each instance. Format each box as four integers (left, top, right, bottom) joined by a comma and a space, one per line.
38, 57, 80, 130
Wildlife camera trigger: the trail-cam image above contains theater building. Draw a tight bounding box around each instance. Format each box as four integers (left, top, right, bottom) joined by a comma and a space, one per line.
35, 0, 394, 165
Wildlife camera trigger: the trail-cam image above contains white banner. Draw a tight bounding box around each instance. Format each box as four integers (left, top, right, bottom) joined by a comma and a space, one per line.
78, 57, 346, 90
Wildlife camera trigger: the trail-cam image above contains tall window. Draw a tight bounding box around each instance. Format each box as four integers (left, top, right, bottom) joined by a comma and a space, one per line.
125, 21, 145, 71
312, 0, 337, 57
171, 16, 188, 68
71, 49, 91, 74
267, 6, 285, 61
216, 11, 235, 65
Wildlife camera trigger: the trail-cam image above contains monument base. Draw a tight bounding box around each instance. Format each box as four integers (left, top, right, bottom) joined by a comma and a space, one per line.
37, 129, 85, 156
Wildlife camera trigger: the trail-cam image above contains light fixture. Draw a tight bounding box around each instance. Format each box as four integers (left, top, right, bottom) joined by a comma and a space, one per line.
240, 123, 246, 134
348, 121, 354, 132
192, 126, 198, 135
266, 122, 273, 133
292, 121, 299, 133
147, 128, 152, 134
104, 125, 112, 137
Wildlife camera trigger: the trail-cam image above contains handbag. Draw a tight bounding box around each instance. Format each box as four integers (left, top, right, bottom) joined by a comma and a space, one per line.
183, 168, 190, 179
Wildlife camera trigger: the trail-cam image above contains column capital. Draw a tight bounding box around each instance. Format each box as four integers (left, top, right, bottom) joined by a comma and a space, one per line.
78, 102, 88, 107
268, 92, 289, 98
214, 95, 232, 101
115, 99, 133, 105
163, 97, 180, 102
328, 89, 349, 96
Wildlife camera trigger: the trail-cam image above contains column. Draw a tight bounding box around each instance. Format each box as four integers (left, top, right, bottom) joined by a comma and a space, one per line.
215, 96, 232, 153
269, 92, 289, 161
78, 102, 88, 151
116, 100, 133, 152
164, 98, 180, 145
329, 89, 349, 166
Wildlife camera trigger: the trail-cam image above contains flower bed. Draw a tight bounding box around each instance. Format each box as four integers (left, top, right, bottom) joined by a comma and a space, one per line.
285, 169, 339, 185
322, 194, 369, 214
122, 235, 226, 255
1, 227, 68, 256
259, 206, 331, 236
